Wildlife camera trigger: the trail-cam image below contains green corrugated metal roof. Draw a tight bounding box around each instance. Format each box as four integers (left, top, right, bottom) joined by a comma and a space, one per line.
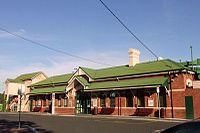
28, 86, 65, 95
76, 76, 168, 90
81, 59, 187, 79
31, 73, 73, 86
7, 72, 42, 83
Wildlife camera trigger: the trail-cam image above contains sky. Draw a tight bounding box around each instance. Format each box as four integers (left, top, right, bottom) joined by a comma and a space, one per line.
0, 0, 200, 92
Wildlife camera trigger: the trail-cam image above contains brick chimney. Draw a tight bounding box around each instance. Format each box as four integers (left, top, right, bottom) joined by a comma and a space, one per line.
128, 48, 140, 67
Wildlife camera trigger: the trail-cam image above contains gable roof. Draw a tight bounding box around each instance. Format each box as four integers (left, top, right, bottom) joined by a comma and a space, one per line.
31, 73, 73, 87
7, 72, 43, 83
80, 59, 189, 79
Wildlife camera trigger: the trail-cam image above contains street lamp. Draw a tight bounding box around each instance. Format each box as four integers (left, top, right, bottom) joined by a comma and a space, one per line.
18, 86, 25, 129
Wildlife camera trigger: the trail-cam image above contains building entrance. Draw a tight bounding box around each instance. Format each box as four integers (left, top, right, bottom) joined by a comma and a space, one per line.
76, 91, 91, 114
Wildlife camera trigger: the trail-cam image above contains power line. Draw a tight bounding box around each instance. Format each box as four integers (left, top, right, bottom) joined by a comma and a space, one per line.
0, 27, 113, 67
99, 0, 159, 60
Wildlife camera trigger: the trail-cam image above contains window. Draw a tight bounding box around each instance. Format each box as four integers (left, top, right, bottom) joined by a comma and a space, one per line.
110, 97, 115, 107
158, 88, 166, 107
100, 97, 106, 107
42, 96, 46, 107
58, 95, 61, 107
126, 95, 133, 107
43, 99, 46, 107
48, 100, 52, 107
159, 95, 166, 107
64, 98, 68, 107
14, 105, 18, 112
36, 100, 41, 106
58, 99, 61, 107
137, 96, 144, 107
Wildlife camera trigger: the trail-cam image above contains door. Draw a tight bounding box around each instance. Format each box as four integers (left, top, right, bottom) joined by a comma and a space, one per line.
30, 100, 33, 112
85, 97, 91, 114
185, 96, 194, 119
76, 91, 83, 114
76, 91, 91, 114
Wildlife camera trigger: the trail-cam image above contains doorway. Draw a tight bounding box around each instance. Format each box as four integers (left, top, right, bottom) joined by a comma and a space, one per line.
30, 100, 33, 112
185, 96, 194, 119
75, 91, 91, 114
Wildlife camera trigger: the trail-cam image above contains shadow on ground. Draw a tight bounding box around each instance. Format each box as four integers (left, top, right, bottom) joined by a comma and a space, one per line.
0, 119, 53, 133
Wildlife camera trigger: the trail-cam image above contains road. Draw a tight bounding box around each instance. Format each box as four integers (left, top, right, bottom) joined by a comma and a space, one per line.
0, 113, 182, 133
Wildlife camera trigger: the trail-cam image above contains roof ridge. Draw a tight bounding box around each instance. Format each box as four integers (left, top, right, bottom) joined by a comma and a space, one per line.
79, 59, 188, 80
86, 59, 171, 71
79, 66, 96, 77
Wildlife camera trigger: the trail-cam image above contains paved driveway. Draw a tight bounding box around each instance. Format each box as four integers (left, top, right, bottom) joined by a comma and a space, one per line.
0, 113, 182, 133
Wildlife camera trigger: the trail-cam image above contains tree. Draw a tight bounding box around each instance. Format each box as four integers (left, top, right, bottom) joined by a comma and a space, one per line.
0, 93, 6, 111
0, 93, 4, 104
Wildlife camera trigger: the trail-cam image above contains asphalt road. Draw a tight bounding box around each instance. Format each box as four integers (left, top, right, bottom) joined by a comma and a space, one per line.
0, 113, 182, 133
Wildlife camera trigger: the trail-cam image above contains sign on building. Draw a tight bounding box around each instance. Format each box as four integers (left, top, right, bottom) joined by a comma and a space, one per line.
148, 98, 154, 107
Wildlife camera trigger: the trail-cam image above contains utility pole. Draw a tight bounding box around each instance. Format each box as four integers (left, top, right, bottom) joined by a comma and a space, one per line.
18, 86, 25, 129
19, 94, 22, 128
190, 45, 194, 70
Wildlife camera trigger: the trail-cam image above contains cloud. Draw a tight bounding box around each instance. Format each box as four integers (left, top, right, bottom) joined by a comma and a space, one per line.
0, 29, 26, 39
0, 50, 128, 92
0, 56, 13, 64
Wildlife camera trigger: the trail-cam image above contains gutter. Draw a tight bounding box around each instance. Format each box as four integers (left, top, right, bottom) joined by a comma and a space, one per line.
84, 85, 161, 92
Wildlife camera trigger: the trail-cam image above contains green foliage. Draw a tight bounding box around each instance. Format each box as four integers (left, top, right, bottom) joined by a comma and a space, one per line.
0, 93, 4, 104
0, 93, 6, 112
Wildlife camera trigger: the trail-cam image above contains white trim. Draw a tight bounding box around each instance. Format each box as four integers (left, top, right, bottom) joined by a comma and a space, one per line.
75, 78, 86, 89
67, 76, 86, 89
66, 87, 72, 92
171, 89, 185, 92
67, 76, 78, 88
89, 106, 185, 110
95, 107, 162, 109
166, 107, 185, 110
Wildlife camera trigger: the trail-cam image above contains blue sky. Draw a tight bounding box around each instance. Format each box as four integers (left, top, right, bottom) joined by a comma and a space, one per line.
0, 0, 200, 92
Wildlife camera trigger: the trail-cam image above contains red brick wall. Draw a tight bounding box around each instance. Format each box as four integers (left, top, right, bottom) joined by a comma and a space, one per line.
185, 89, 200, 119
168, 73, 200, 119
29, 73, 200, 119
55, 107, 75, 114
171, 74, 185, 89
